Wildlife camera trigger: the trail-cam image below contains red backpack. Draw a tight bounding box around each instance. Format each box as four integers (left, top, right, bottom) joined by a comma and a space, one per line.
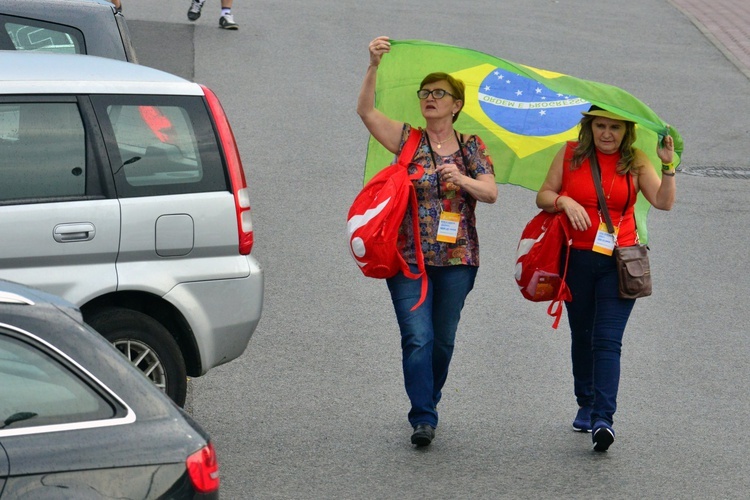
347, 129, 427, 310
514, 210, 573, 328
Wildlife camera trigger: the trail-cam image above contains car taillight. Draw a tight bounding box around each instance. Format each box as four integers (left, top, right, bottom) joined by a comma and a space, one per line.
186, 441, 220, 494
201, 84, 254, 255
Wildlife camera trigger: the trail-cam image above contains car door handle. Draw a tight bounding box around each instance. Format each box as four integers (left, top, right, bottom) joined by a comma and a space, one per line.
53, 223, 96, 242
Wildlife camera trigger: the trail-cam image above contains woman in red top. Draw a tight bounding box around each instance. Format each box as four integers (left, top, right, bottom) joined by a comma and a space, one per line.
536, 105, 676, 452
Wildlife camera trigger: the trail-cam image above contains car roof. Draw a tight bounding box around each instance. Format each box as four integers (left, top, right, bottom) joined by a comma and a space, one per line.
0, 0, 117, 18
0, 52, 202, 95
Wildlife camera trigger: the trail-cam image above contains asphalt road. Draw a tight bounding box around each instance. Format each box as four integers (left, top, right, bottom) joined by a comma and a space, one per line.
124, 0, 750, 498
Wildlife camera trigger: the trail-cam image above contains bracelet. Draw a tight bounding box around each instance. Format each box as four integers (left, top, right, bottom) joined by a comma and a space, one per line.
553, 194, 562, 212
661, 162, 674, 171
662, 170, 676, 177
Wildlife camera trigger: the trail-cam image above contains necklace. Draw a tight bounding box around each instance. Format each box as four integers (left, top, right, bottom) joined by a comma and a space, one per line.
605, 170, 617, 199
428, 131, 452, 149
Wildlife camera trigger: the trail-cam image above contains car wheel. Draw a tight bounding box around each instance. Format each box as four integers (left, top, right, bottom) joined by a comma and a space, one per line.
87, 307, 188, 407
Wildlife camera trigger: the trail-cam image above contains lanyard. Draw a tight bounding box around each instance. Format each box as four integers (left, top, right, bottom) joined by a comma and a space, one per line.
425, 130, 469, 202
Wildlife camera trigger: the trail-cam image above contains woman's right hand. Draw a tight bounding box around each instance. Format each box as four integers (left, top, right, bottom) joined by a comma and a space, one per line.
558, 196, 592, 231
369, 36, 391, 67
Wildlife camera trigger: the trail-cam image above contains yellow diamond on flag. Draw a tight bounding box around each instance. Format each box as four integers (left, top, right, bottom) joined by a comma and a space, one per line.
451, 64, 586, 159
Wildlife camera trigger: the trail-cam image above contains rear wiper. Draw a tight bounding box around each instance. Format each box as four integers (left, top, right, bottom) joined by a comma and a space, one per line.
0, 411, 38, 429
113, 155, 142, 175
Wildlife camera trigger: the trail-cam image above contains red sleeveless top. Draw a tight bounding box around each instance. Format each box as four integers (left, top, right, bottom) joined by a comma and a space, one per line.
561, 142, 637, 250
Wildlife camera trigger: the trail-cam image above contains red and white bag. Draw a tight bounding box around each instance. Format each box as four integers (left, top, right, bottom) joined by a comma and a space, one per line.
347, 129, 427, 310
514, 210, 572, 328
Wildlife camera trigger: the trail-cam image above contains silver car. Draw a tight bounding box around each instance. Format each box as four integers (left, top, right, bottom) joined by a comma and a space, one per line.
0, 51, 264, 406
0, 0, 137, 62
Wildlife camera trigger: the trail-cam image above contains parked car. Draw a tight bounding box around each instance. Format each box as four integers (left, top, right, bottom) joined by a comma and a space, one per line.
0, 279, 219, 498
0, 0, 137, 62
0, 51, 264, 407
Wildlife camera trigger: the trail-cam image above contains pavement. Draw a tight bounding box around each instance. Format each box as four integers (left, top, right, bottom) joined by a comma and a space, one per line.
669, 0, 750, 78
121, 1, 750, 498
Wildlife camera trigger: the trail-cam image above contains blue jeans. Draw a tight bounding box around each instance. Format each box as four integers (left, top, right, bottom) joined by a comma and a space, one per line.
564, 249, 635, 427
386, 264, 478, 428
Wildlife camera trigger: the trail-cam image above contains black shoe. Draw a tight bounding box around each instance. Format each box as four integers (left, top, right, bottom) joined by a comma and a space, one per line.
187, 0, 203, 21
410, 424, 435, 447
592, 421, 615, 452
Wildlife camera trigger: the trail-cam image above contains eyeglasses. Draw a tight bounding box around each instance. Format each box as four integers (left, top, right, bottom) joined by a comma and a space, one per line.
416, 88, 457, 100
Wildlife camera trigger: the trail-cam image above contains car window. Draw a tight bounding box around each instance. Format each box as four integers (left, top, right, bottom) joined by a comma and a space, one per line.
0, 102, 86, 201
0, 331, 116, 430
0, 16, 85, 54
92, 95, 228, 197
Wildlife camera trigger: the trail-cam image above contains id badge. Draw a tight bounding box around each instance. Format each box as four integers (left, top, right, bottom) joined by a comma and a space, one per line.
592, 222, 617, 256
436, 212, 461, 243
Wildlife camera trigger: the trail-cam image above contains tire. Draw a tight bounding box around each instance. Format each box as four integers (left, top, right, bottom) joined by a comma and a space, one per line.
87, 306, 188, 407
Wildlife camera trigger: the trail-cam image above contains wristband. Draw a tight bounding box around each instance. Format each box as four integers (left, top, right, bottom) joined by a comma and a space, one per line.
662, 170, 675, 177
553, 194, 562, 212
661, 162, 674, 171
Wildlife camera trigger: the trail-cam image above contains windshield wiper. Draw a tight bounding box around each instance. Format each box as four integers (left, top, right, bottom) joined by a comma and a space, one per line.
0, 411, 38, 429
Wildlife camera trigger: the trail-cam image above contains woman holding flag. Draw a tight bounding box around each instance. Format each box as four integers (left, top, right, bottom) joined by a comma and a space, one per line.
536, 105, 676, 452
357, 36, 497, 447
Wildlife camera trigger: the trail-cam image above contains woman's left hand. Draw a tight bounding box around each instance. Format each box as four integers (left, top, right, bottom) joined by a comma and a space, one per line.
657, 130, 675, 164
437, 163, 463, 187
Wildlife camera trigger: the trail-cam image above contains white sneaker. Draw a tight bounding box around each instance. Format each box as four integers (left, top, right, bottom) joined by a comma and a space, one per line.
219, 14, 239, 30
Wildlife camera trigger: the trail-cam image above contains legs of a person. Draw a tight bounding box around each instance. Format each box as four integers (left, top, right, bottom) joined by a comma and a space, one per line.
221, 0, 233, 7
565, 249, 636, 428
590, 263, 635, 426
387, 267, 437, 428
429, 265, 477, 408
564, 250, 597, 410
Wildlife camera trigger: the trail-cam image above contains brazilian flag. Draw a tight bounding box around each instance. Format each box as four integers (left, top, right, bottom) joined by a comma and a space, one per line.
365, 39, 683, 243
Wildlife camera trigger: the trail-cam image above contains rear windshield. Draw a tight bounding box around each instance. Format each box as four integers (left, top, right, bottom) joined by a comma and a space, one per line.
0, 15, 85, 54
0, 331, 119, 429
91, 94, 229, 197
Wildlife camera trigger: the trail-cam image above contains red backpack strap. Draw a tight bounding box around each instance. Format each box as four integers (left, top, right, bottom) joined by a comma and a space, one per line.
400, 182, 428, 311
397, 128, 428, 311
547, 215, 572, 329
398, 127, 422, 167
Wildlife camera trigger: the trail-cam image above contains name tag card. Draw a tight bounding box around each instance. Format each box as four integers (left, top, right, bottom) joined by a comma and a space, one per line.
436, 212, 461, 243
592, 222, 617, 256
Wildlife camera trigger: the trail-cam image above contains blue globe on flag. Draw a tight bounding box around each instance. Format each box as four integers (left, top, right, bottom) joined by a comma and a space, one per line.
478, 69, 590, 136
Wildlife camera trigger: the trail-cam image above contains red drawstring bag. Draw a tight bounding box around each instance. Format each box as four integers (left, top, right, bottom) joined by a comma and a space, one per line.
514, 210, 572, 328
347, 129, 427, 310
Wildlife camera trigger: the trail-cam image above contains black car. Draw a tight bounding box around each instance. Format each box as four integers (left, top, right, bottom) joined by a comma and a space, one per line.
0, 281, 219, 498
0, 0, 137, 62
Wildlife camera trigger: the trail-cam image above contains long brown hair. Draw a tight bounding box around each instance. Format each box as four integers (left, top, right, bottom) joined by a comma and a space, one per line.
570, 115, 638, 174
